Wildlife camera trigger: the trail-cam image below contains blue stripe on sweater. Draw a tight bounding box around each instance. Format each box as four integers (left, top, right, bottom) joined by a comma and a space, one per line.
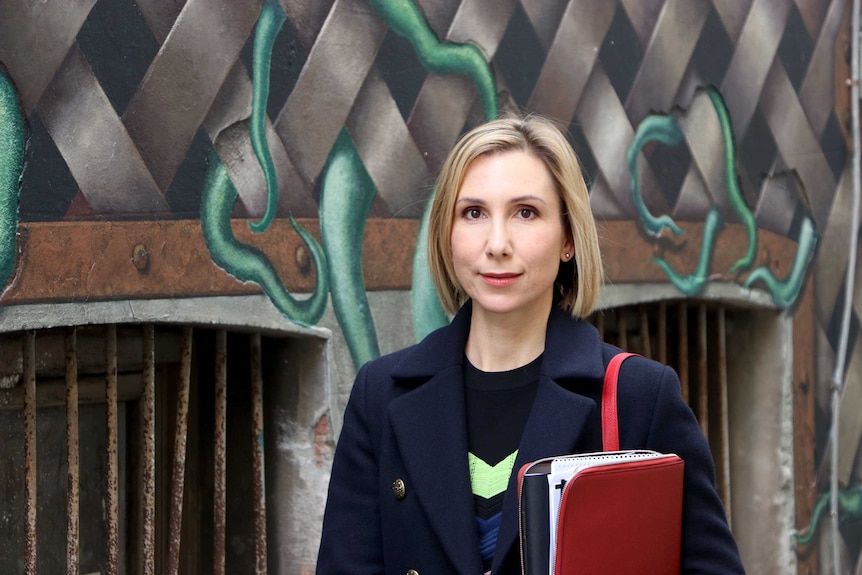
477, 513, 501, 563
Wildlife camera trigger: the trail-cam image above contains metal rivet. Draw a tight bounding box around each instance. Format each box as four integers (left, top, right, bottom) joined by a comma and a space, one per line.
132, 243, 150, 272
406, 570, 419, 575
295, 244, 311, 275
392, 478, 406, 500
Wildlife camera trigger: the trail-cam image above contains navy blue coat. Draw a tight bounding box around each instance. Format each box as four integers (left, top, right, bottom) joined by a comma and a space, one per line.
317, 303, 745, 574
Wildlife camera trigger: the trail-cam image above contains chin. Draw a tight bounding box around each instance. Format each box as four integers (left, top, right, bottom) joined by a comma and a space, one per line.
471, 298, 530, 317
469, 291, 554, 318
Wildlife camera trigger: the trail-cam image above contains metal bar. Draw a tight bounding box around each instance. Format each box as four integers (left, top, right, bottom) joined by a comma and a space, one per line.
105, 325, 119, 575
617, 308, 628, 351
214, 329, 227, 575
697, 304, 708, 437
24, 330, 36, 575
678, 303, 689, 403
250, 333, 268, 575
596, 312, 605, 340
658, 302, 667, 364
142, 324, 156, 575
66, 327, 80, 575
717, 307, 731, 526
639, 306, 652, 359
166, 327, 193, 575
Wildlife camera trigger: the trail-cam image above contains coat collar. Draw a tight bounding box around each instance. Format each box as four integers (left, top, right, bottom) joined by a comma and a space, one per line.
389, 301, 607, 573
391, 300, 607, 385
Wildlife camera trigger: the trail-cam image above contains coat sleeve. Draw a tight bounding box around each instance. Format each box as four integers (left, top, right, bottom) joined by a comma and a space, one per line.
643, 364, 746, 574
316, 364, 384, 575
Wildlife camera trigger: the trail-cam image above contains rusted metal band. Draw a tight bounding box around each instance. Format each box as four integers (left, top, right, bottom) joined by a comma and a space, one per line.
66, 327, 80, 575
166, 327, 193, 575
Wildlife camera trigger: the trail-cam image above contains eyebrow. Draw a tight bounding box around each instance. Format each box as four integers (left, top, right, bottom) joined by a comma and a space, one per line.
455, 195, 549, 205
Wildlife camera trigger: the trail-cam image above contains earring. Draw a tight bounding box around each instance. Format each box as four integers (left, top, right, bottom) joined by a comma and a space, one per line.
565, 253, 571, 260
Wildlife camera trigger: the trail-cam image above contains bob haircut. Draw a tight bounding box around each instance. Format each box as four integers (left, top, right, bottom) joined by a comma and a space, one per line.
427, 114, 603, 318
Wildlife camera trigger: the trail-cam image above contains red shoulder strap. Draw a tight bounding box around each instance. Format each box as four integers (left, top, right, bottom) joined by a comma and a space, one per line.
602, 352, 637, 451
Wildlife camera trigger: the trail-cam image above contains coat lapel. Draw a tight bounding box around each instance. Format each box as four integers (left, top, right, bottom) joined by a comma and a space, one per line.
389, 365, 484, 575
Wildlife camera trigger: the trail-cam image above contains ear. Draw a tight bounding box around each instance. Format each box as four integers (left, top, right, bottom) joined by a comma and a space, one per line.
561, 234, 575, 262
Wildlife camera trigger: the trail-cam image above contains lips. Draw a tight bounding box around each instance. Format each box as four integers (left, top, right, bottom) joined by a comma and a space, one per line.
480, 272, 521, 287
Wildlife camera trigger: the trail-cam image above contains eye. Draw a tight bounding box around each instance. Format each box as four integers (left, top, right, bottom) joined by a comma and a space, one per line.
463, 207, 483, 220
517, 207, 537, 220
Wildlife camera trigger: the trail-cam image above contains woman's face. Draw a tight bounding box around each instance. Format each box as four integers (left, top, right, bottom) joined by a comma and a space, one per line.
450, 149, 573, 321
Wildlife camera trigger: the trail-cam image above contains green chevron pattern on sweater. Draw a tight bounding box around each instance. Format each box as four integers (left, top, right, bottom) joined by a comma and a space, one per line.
468, 450, 518, 500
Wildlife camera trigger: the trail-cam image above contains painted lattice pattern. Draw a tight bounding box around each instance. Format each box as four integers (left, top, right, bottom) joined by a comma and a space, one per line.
0, 1, 845, 222
0, 0, 859, 485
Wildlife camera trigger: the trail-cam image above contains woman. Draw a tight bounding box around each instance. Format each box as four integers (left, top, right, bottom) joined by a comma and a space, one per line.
317, 115, 744, 574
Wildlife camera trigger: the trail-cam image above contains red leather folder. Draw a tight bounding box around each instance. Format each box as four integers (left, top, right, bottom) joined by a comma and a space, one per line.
518, 353, 684, 575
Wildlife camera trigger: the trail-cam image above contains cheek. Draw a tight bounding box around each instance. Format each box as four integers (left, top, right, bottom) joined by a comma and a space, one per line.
448, 235, 468, 283
450, 226, 477, 261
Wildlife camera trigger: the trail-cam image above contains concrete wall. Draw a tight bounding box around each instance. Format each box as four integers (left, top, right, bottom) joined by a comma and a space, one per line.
726, 308, 796, 573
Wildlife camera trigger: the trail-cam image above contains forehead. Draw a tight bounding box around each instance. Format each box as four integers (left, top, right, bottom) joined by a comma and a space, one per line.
457, 150, 558, 201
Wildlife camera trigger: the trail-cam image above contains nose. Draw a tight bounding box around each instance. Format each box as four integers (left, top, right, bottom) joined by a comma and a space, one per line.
485, 217, 511, 257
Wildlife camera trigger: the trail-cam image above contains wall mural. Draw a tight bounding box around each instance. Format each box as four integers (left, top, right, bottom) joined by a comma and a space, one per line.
629, 86, 818, 307
0, 0, 858, 571
201, 0, 499, 367
0, 68, 23, 294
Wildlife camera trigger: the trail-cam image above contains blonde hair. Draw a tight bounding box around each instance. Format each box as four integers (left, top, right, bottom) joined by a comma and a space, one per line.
427, 114, 603, 318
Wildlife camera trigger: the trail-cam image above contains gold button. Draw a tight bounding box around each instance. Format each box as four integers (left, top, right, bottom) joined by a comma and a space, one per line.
406, 570, 419, 575
392, 478, 406, 500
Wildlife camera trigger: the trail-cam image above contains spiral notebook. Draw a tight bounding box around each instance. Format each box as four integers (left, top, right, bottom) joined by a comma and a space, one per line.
517, 450, 683, 575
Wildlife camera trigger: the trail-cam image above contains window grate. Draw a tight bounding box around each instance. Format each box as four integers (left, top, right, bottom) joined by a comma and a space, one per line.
590, 301, 733, 527
0, 323, 310, 574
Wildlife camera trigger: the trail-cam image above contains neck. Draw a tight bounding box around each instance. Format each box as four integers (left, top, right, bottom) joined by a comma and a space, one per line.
465, 304, 552, 372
